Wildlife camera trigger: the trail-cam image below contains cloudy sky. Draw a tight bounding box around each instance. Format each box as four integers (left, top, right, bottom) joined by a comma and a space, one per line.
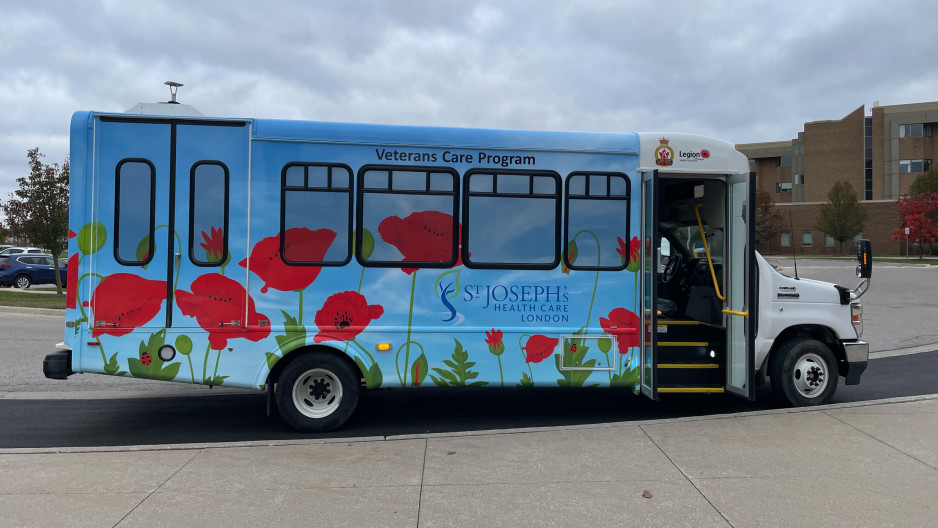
1, 0, 936, 209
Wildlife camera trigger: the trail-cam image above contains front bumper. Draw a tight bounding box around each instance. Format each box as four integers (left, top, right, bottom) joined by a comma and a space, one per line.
843, 340, 869, 385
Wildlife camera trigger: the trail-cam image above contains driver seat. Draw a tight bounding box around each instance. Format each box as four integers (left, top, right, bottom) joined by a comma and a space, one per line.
657, 298, 678, 318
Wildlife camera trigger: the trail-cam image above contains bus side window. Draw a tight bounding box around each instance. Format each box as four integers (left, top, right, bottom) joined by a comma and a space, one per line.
564, 172, 631, 270
114, 159, 156, 266
356, 165, 459, 269
189, 161, 229, 266
281, 163, 353, 266
463, 170, 561, 269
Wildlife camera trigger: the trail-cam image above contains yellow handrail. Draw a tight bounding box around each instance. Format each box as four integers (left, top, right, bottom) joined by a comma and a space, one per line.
693, 203, 748, 318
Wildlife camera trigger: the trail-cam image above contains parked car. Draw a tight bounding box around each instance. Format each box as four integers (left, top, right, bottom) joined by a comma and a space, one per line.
0, 246, 45, 256
0, 254, 67, 289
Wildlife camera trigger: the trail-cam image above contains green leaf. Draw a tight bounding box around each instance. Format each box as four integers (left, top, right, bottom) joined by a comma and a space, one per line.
104, 352, 120, 375
411, 353, 429, 387
353, 357, 384, 389
77, 222, 107, 255
361, 229, 375, 260
428, 339, 488, 387
203, 374, 228, 386
135, 235, 151, 263
265, 352, 281, 371
518, 372, 534, 387
275, 310, 306, 351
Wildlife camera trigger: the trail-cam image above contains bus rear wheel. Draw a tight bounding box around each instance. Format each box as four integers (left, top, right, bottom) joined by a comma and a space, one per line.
770, 338, 838, 406
275, 352, 360, 432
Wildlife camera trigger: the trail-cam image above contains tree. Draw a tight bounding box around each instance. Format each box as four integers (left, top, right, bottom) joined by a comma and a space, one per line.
0, 149, 69, 294
815, 181, 867, 254
909, 166, 938, 196
754, 190, 781, 244
892, 192, 938, 259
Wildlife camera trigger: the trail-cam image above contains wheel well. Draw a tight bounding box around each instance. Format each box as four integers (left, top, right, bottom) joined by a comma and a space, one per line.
768, 325, 848, 377
266, 345, 365, 388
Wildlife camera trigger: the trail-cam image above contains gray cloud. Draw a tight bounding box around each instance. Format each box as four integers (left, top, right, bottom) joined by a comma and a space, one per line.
2, 0, 936, 210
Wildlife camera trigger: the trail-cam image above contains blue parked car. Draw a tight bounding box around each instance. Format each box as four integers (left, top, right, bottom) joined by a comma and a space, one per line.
0, 254, 67, 289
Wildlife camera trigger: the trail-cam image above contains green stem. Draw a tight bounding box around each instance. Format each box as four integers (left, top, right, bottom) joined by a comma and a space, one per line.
351, 338, 377, 366
213, 348, 223, 380
202, 342, 211, 383
497, 355, 504, 387
402, 271, 418, 387
97, 339, 108, 365
298, 289, 304, 326
187, 355, 196, 383
572, 229, 601, 330
344, 267, 368, 357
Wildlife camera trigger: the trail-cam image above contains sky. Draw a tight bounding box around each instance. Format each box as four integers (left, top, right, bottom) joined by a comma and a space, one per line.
1, 0, 937, 212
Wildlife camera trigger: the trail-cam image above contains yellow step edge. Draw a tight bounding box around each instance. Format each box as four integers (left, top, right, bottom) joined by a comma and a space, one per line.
658, 341, 708, 347
658, 387, 725, 394
657, 320, 700, 326
658, 363, 720, 369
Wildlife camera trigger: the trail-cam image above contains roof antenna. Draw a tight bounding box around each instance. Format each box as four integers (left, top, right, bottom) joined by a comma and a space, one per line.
164, 81, 183, 104
789, 210, 799, 280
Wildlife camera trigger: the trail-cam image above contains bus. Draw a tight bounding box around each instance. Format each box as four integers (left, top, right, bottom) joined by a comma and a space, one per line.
43, 100, 872, 432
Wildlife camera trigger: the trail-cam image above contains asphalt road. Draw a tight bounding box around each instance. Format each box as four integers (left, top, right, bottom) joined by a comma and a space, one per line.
1, 258, 936, 448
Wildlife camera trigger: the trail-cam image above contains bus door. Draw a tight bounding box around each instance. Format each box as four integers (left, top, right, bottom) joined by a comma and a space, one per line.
90, 117, 250, 341
640, 171, 659, 399
724, 173, 756, 399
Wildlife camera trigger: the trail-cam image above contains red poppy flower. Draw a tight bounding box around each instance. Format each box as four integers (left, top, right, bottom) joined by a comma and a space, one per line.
239, 228, 335, 293
90, 274, 167, 338
68, 229, 76, 239
524, 334, 559, 364
199, 226, 224, 262
600, 307, 641, 352
65, 253, 78, 309
175, 273, 270, 350
378, 210, 461, 275
485, 328, 505, 356
313, 291, 384, 343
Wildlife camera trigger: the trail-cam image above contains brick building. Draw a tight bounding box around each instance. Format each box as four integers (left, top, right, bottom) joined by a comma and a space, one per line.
737, 101, 938, 256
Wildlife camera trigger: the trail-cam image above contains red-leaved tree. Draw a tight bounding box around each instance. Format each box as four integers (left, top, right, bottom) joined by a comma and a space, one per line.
892, 192, 938, 259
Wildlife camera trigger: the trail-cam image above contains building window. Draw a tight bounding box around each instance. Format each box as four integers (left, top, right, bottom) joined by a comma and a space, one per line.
778, 156, 792, 167
776, 182, 792, 192
825, 234, 836, 247
748, 159, 756, 168
802, 231, 813, 247
899, 123, 933, 138
780, 231, 791, 247
864, 117, 873, 200
793, 174, 804, 185
899, 159, 933, 173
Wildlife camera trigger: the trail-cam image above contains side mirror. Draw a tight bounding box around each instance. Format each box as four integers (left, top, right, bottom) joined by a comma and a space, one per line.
856, 239, 872, 278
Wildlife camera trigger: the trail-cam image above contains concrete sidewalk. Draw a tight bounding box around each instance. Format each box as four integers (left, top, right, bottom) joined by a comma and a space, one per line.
2, 395, 937, 528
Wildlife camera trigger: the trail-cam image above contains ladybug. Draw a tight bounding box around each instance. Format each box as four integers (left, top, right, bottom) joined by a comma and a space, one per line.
141, 353, 152, 366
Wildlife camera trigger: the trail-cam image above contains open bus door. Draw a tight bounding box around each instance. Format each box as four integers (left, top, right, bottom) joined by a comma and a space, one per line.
640, 171, 658, 399
639, 170, 755, 400
724, 173, 756, 399
87, 117, 250, 370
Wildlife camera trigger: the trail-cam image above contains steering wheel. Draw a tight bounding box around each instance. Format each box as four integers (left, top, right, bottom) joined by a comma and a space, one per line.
662, 253, 683, 283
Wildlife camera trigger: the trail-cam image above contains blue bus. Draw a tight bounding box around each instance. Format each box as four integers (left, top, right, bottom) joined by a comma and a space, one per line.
43, 101, 871, 431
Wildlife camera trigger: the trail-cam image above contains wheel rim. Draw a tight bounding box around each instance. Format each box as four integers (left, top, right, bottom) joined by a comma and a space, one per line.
15, 276, 28, 288
792, 352, 829, 398
291, 368, 343, 419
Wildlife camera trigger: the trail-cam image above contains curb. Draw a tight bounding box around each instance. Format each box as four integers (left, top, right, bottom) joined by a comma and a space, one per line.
2, 393, 935, 455
0, 305, 64, 317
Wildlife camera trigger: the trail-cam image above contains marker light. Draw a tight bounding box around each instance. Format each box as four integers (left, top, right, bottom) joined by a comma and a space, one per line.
376, 343, 392, 352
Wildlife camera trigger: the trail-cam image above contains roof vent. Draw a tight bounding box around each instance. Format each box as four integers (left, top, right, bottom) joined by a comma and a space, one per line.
124, 81, 203, 116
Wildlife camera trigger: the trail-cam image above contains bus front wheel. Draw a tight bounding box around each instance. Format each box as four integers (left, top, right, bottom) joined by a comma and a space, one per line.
275, 352, 360, 432
770, 338, 838, 406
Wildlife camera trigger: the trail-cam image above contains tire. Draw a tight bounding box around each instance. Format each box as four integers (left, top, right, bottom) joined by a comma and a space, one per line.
14, 274, 31, 289
770, 338, 838, 406
275, 352, 360, 432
